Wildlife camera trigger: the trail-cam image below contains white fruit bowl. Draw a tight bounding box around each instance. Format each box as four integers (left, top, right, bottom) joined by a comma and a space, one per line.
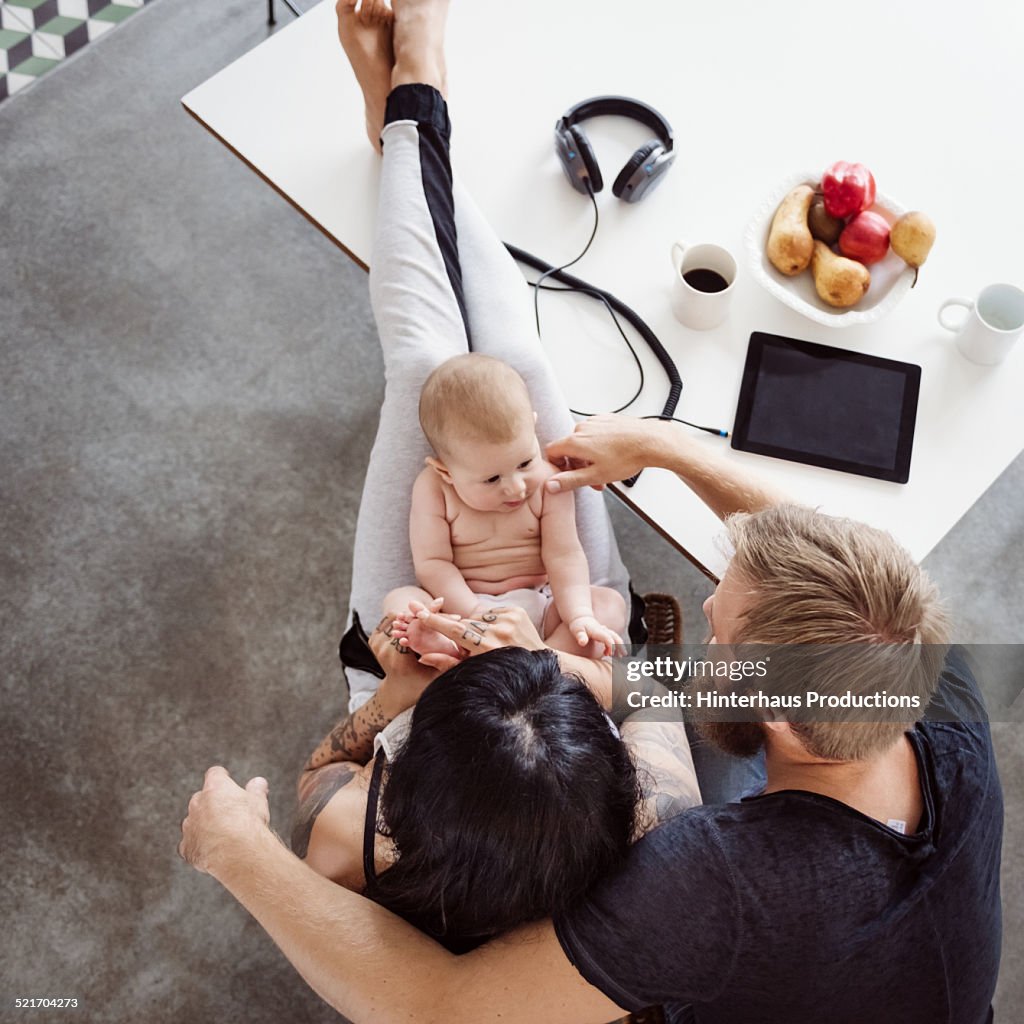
745, 170, 915, 328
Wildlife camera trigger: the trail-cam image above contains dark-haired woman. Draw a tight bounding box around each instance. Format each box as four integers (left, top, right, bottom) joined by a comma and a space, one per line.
292, 643, 699, 952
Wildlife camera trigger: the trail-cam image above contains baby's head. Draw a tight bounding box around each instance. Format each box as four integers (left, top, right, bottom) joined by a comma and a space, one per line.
419, 354, 547, 512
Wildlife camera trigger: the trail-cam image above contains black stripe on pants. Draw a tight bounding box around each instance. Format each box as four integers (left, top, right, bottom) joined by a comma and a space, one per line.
383, 83, 472, 349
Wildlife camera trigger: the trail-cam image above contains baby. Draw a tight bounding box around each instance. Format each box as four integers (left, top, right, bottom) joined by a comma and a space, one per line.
385, 353, 626, 661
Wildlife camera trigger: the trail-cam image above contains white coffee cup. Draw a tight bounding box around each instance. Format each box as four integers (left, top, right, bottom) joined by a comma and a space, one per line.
670, 241, 737, 330
938, 283, 1024, 365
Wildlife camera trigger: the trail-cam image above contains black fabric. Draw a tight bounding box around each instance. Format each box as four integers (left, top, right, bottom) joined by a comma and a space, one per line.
628, 586, 648, 646
383, 83, 471, 348
362, 748, 387, 888
555, 648, 1002, 1024
338, 611, 384, 679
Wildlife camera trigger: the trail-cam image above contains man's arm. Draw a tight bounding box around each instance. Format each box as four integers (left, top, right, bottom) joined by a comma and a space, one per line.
181, 768, 626, 1024
545, 414, 788, 520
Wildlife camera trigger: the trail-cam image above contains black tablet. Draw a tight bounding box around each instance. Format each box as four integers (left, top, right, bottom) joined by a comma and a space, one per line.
731, 332, 921, 484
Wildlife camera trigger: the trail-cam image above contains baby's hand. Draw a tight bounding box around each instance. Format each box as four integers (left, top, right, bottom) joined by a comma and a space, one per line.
568, 616, 623, 657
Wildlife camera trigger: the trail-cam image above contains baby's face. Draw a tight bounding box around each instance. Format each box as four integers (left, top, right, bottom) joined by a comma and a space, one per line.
439, 423, 547, 513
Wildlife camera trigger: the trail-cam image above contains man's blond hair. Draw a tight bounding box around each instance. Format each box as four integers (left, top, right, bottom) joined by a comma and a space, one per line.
419, 354, 533, 458
725, 505, 951, 760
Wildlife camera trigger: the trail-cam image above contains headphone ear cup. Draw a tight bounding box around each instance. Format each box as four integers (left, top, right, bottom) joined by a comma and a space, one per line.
570, 126, 603, 194
555, 125, 602, 195
612, 141, 660, 201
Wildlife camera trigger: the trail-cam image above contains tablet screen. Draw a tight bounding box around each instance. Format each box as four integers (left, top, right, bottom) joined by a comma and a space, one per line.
731, 333, 921, 483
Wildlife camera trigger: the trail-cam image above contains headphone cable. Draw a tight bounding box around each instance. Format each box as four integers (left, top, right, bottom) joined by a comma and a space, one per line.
641, 414, 729, 439
507, 240, 687, 485
531, 181, 598, 337
525, 182, 646, 415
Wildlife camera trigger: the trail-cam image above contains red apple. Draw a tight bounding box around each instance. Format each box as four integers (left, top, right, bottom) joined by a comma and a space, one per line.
838, 211, 891, 265
821, 161, 877, 219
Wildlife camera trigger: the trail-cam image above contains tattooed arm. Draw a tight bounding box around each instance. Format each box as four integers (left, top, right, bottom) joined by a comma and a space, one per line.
304, 611, 441, 771
291, 693, 397, 872
303, 690, 395, 772
292, 614, 441, 874
621, 716, 702, 837
291, 694, 389, 872
291, 699, 380, 874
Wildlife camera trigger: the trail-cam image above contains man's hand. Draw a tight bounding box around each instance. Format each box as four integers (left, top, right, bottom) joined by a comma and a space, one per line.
568, 615, 622, 655
545, 414, 679, 493
179, 766, 271, 878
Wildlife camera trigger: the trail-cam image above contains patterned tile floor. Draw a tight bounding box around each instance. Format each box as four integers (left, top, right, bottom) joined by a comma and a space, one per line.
0, 0, 153, 102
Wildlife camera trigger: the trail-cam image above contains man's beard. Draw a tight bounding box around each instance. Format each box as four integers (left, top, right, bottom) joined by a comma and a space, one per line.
696, 719, 766, 759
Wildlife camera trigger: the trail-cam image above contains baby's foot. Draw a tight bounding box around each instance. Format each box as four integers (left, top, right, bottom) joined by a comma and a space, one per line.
399, 616, 462, 659
336, 0, 395, 152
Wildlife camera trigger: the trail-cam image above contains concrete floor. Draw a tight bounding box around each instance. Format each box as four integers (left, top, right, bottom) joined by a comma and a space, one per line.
1, 0, 1020, 1021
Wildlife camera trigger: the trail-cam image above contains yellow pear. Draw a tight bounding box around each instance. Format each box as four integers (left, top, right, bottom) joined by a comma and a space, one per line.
811, 241, 871, 308
767, 185, 815, 276
890, 212, 936, 286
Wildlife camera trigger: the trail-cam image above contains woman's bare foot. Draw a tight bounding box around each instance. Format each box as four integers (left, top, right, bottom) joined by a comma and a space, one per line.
335, 0, 394, 152
390, 0, 449, 96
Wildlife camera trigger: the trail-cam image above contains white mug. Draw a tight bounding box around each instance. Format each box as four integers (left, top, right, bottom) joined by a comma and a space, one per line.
938, 283, 1024, 365
670, 241, 737, 330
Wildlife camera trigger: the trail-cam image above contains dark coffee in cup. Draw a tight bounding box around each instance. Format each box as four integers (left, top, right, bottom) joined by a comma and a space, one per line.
671, 241, 736, 329
683, 268, 729, 293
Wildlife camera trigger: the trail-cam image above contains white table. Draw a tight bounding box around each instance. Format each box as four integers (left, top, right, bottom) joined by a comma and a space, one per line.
182, 0, 1024, 581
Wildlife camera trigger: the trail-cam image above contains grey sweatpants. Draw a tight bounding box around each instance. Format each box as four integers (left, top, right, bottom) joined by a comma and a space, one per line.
345, 87, 628, 711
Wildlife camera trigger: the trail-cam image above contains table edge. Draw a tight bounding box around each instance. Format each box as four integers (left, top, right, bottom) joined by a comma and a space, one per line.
180, 99, 369, 273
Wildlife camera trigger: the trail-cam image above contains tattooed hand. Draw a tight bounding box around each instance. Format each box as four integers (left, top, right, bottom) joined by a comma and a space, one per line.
412, 604, 546, 656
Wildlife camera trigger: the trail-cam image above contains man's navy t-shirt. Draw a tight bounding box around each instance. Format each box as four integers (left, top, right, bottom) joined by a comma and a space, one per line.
555, 649, 1003, 1023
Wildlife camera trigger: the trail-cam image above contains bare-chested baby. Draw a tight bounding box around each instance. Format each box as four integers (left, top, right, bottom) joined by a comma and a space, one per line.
385, 353, 626, 663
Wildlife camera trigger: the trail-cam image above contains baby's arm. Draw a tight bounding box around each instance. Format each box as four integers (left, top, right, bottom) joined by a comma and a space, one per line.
540, 485, 618, 652
410, 468, 480, 618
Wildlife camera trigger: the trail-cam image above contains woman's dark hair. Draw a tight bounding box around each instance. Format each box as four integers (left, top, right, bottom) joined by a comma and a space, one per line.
371, 647, 639, 950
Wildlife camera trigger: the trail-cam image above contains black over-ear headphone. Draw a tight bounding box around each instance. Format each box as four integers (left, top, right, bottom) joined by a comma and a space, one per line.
554, 96, 676, 203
